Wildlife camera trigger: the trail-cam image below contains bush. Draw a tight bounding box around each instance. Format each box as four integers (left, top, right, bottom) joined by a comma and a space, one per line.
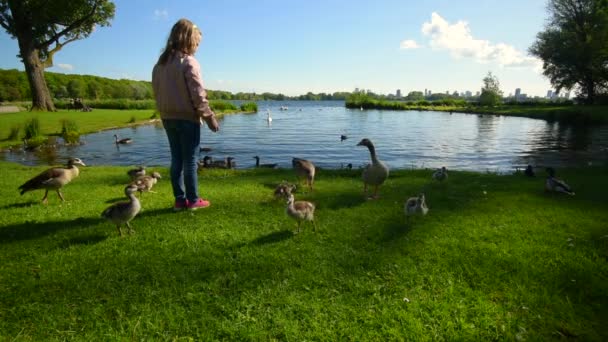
240, 102, 258, 112
210, 100, 237, 112
8, 125, 20, 140
23, 117, 41, 140
61, 119, 80, 144
128, 116, 136, 123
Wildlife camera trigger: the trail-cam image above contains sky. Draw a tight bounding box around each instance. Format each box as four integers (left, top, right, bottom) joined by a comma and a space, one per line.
0, 0, 554, 97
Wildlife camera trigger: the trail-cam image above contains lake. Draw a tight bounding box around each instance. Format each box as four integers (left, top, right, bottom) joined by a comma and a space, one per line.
3, 101, 608, 172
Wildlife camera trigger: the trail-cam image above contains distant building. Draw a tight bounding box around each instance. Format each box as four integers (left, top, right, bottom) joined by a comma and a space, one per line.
424, 88, 428, 96
465, 91, 472, 98
515, 88, 521, 97
546, 90, 553, 98
476, 91, 480, 96
396, 89, 402, 98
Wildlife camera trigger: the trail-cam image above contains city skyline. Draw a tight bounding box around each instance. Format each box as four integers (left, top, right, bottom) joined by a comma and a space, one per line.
0, 0, 553, 97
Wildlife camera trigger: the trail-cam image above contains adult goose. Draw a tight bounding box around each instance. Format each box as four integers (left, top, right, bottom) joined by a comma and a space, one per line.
101, 184, 141, 236
18, 157, 86, 204
114, 134, 132, 144
545, 167, 575, 195
286, 193, 316, 233
127, 166, 146, 180
292, 158, 316, 191
357, 138, 389, 199
254, 156, 278, 169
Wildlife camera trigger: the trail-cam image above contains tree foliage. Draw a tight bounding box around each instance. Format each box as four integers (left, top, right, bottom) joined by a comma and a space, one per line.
0, 0, 115, 110
479, 72, 503, 106
530, 0, 608, 104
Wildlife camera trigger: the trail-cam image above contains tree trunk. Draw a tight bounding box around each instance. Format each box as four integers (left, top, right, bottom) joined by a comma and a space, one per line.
22, 48, 55, 111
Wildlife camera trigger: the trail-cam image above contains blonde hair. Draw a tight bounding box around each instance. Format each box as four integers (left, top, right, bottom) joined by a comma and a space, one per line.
157, 18, 202, 65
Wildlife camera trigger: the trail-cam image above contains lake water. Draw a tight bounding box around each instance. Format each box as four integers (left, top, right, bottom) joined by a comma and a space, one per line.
3, 101, 608, 172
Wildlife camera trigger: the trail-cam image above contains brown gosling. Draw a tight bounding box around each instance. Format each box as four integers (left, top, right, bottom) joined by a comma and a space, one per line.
127, 166, 146, 180
131, 171, 162, 195
404, 193, 429, 222
432, 166, 448, 182
292, 157, 316, 191
357, 138, 389, 199
286, 193, 316, 233
101, 184, 141, 236
274, 181, 297, 200
18, 157, 86, 204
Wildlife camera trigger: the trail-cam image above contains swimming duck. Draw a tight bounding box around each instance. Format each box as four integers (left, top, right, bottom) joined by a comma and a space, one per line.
357, 138, 389, 199
18, 157, 85, 204
292, 158, 316, 191
404, 193, 429, 220
101, 184, 141, 236
114, 134, 132, 144
130, 171, 161, 194
545, 167, 575, 195
432, 166, 448, 182
286, 193, 316, 233
254, 156, 278, 168
127, 166, 146, 180
340, 134, 348, 142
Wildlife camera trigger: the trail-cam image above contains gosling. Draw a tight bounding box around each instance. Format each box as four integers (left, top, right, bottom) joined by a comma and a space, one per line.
131, 171, 162, 195
404, 193, 429, 221
101, 184, 141, 236
274, 181, 296, 200
127, 166, 146, 180
432, 166, 448, 182
286, 193, 316, 233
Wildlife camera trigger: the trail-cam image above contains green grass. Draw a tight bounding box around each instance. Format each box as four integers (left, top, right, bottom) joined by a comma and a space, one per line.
0, 161, 606, 340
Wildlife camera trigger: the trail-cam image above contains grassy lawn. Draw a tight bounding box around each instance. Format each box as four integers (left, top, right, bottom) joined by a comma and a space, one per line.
0, 161, 606, 340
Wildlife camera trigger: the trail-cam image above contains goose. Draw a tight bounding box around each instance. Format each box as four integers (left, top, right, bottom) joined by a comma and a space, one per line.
18, 157, 85, 204
254, 156, 278, 169
127, 166, 146, 180
130, 171, 161, 194
340, 134, 348, 142
405, 193, 429, 220
292, 158, 316, 191
201, 156, 235, 169
101, 184, 141, 236
114, 134, 132, 144
524, 165, 535, 177
274, 181, 296, 200
545, 167, 575, 195
198, 156, 212, 171
286, 193, 316, 233
357, 138, 389, 199
199, 146, 213, 153
432, 166, 448, 182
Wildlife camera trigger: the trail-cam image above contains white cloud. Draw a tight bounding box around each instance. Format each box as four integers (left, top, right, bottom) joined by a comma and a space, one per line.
421, 12, 541, 70
57, 63, 73, 71
400, 40, 420, 50
154, 9, 168, 20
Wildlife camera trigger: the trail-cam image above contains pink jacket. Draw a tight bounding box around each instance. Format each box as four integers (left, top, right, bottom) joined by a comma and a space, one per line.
152, 51, 215, 123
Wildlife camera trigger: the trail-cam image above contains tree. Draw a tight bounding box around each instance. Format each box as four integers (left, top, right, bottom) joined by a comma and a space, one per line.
0, 0, 115, 111
479, 72, 503, 106
405, 91, 424, 101
530, 0, 608, 104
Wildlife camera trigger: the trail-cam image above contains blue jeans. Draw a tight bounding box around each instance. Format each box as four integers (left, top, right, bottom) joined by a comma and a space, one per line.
163, 119, 201, 203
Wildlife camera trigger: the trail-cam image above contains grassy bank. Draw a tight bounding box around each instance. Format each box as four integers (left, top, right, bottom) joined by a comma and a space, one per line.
346, 96, 608, 124
0, 101, 257, 149
0, 161, 606, 340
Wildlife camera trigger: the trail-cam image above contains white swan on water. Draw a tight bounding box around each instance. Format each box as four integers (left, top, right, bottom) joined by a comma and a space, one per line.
266, 110, 273, 123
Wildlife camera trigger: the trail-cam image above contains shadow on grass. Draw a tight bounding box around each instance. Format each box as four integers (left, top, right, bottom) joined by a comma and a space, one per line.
0, 217, 102, 244
59, 234, 108, 249
0, 201, 39, 209
251, 230, 293, 245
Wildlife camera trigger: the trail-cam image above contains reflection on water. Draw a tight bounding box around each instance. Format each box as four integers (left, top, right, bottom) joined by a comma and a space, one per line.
2, 101, 607, 172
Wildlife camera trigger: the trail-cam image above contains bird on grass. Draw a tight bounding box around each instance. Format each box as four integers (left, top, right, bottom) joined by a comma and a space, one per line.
286, 193, 316, 233
18, 157, 85, 204
432, 166, 448, 182
274, 181, 296, 200
254, 156, 278, 169
127, 166, 146, 180
524, 165, 535, 177
292, 158, 316, 191
114, 134, 132, 144
101, 184, 141, 237
130, 172, 162, 195
545, 167, 575, 195
404, 193, 429, 221
203, 156, 236, 169
357, 138, 389, 199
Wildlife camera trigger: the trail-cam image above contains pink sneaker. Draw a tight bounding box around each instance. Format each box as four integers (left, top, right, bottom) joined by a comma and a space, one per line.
187, 198, 210, 210
173, 199, 189, 212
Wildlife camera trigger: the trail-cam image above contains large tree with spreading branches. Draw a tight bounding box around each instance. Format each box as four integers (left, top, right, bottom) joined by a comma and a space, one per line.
530, 0, 608, 104
0, 0, 115, 111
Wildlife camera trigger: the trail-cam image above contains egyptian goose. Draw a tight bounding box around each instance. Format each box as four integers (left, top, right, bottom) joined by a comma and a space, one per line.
292, 158, 316, 191
545, 167, 575, 195
286, 193, 316, 233
18, 157, 85, 204
130, 171, 161, 194
101, 184, 141, 236
357, 138, 389, 199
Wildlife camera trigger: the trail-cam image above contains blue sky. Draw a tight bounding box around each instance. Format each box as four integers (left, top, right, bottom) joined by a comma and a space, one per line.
0, 0, 553, 97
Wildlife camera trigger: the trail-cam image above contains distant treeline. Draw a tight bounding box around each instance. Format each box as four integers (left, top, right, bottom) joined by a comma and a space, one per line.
0, 68, 351, 103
